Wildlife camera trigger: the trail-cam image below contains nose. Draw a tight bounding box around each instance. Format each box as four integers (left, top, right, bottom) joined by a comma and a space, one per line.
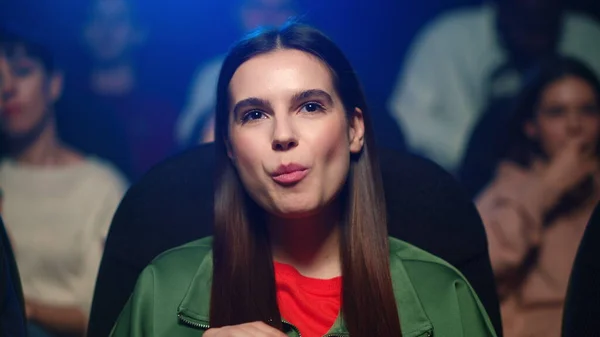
271, 115, 298, 151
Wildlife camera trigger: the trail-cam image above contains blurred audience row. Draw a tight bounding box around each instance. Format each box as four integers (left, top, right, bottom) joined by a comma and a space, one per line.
1, 0, 600, 336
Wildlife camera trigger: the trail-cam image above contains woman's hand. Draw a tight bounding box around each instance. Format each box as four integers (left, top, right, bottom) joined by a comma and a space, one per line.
539, 136, 599, 206
22, 299, 87, 336
204, 322, 287, 337
25, 300, 38, 320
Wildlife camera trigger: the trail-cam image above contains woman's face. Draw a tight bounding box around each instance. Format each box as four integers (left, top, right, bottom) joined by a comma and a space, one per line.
526, 76, 600, 158
227, 49, 364, 218
84, 0, 140, 62
0, 47, 62, 137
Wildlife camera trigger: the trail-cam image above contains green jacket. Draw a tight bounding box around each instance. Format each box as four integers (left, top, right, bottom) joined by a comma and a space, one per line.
110, 237, 497, 337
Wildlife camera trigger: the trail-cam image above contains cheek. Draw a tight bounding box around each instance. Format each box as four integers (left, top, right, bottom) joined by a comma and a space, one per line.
230, 132, 267, 183
322, 123, 349, 164
537, 120, 566, 144
18, 79, 47, 110
583, 116, 600, 138
527, 120, 560, 156
15, 79, 48, 123
2, 81, 47, 134
309, 117, 351, 189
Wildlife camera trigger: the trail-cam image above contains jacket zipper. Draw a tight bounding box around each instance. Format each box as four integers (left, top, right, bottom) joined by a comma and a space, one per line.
177, 314, 432, 337
178, 315, 305, 336
282, 319, 302, 337
324, 328, 432, 337
177, 313, 210, 330
322, 329, 349, 337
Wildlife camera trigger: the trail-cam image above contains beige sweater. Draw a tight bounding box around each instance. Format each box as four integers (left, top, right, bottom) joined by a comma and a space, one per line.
0, 157, 127, 316
476, 161, 599, 337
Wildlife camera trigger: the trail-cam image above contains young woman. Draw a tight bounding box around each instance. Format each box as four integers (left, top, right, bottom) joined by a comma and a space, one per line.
111, 23, 496, 337
0, 30, 127, 337
477, 56, 600, 337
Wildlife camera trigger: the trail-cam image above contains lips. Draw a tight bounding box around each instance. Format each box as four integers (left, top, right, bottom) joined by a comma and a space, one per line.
271, 163, 309, 185
1, 103, 20, 117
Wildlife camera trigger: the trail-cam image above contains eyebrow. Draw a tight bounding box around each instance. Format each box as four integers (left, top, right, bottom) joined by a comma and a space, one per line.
291, 89, 334, 106
6, 53, 36, 66
232, 97, 272, 118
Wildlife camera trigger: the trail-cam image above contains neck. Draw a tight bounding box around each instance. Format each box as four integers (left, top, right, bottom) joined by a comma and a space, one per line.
9, 116, 65, 166
268, 203, 342, 279
90, 60, 136, 96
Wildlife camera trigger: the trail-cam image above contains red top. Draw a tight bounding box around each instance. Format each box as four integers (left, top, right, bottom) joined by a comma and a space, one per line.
274, 262, 342, 337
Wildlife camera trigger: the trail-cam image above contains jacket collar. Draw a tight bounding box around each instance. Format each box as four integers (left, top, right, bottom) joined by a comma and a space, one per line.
177, 243, 433, 336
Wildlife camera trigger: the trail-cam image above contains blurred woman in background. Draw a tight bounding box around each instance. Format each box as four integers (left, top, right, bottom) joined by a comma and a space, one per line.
477, 56, 600, 337
0, 29, 126, 337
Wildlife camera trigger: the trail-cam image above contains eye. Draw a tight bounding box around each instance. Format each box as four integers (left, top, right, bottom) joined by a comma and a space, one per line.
581, 104, 599, 116
300, 102, 325, 114
541, 106, 565, 117
241, 110, 266, 123
12, 65, 32, 77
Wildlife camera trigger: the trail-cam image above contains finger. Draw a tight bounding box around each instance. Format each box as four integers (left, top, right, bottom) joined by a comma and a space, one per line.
586, 159, 600, 173
238, 324, 271, 336
224, 324, 275, 337
247, 321, 287, 336
575, 161, 599, 180
204, 322, 286, 337
565, 135, 587, 152
203, 328, 220, 337
207, 326, 252, 337
570, 133, 587, 143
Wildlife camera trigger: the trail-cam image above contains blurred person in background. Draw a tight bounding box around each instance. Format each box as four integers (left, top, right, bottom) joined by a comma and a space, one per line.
476, 57, 600, 337
58, 0, 178, 182
175, 0, 298, 148
388, 0, 600, 172
0, 29, 127, 337
0, 35, 27, 337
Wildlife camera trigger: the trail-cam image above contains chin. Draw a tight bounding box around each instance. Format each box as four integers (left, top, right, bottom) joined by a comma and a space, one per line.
3, 125, 34, 138
274, 208, 319, 219
270, 202, 322, 219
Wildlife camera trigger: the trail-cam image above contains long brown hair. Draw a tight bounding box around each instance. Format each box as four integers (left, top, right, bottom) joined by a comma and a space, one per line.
210, 23, 401, 336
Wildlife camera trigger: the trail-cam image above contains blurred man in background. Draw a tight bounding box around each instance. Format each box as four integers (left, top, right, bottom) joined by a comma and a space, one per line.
59, 0, 178, 181
175, 0, 298, 148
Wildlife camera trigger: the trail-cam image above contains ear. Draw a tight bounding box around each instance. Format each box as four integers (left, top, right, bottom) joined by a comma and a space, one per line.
218, 114, 236, 162
524, 120, 538, 140
224, 135, 237, 164
48, 72, 64, 103
226, 140, 234, 160
348, 107, 365, 154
